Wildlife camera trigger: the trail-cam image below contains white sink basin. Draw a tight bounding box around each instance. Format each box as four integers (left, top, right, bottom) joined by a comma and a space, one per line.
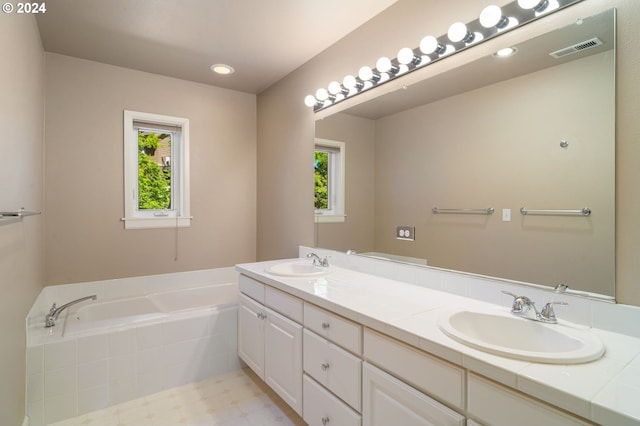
437, 309, 605, 364
266, 261, 333, 277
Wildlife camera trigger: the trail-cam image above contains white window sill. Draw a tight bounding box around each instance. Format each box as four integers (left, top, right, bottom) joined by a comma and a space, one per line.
315, 214, 346, 224
122, 216, 192, 230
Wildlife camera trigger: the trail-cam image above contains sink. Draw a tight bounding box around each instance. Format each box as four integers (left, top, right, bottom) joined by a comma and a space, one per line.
266, 261, 333, 277
437, 309, 605, 364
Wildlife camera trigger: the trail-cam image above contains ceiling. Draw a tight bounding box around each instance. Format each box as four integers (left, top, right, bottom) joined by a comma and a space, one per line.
35, 0, 399, 94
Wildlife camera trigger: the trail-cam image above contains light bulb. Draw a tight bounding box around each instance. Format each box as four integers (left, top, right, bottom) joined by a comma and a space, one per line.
494, 47, 518, 57
343, 75, 357, 89
518, 0, 548, 11
480, 5, 509, 29
304, 95, 317, 107
448, 22, 474, 43
358, 66, 378, 82
315, 88, 329, 101
328, 81, 343, 95
376, 57, 393, 73
397, 47, 420, 66
419, 35, 443, 55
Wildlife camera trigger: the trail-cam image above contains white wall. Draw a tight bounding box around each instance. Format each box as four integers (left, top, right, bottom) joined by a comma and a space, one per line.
0, 13, 45, 426
44, 54, 257, 285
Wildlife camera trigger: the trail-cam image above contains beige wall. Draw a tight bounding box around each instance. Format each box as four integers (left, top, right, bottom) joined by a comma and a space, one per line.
257, 0, 640, 306
315, 113, 376, 252
45, 54, 257, 285
0, 14, 45, 426
371, 51, 614, 294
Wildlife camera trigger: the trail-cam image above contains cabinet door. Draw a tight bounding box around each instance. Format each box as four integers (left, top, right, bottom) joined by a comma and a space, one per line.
238, 294, 265, 378
363, 362, 465, 426
265, 307, 303, 415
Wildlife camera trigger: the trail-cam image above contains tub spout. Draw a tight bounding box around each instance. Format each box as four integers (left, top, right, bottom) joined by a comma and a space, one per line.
45, 295, 97, 327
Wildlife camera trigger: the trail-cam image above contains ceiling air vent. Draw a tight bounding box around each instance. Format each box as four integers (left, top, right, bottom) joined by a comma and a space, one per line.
549, 37, 603, 59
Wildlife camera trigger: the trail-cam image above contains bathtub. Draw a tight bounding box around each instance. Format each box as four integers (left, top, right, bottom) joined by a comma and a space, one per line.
27, 278, 242, 425
63, 282, 238, 337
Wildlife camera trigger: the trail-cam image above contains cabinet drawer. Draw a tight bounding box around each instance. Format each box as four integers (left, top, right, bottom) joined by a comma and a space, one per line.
239, 274, 265, 303
364, 329, 464, 410
304, 303, 362, 355
304, 329, 362, 411
265, 286, 303, 323
303, 374, 361, 426
363, 362, 465, 426
467, 373, 592, 426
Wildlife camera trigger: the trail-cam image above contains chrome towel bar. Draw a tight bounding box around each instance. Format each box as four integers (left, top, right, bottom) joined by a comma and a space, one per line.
0, 208, 41, 226
520, 207, 591, 216
432, 207, 494, 215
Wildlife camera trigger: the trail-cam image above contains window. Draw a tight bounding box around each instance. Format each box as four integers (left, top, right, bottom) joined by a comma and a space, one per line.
123, 110, 191, 229
314, 138, 345, 223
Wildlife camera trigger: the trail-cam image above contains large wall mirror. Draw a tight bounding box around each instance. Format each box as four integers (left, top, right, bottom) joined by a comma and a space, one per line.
315, 9, 615, 299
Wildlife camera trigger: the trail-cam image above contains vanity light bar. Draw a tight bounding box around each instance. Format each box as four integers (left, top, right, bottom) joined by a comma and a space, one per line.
304, 0, 583, 112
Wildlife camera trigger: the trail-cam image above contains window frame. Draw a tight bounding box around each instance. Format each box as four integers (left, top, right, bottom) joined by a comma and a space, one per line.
123, 110, 191, 229
314, 138, 346, 223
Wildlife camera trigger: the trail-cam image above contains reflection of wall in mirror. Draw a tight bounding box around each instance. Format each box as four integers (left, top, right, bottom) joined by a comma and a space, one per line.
316, 50, 614, 295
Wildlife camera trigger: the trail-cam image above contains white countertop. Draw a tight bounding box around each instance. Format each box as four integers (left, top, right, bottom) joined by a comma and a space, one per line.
237, 259, 640, 426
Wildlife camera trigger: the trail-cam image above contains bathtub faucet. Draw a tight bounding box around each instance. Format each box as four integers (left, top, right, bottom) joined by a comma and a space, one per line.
45, 295, 97, 327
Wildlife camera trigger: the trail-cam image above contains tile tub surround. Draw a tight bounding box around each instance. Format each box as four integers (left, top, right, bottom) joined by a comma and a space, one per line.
25, 268, 241, 426
237, 251, 640, 425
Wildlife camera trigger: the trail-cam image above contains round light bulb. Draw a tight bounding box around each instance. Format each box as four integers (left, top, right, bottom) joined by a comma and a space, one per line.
315, 88, 329, 101
480, 5, 507, 28
358, 66, 374, 81
328, 81, 342, 95
304, 95, 317, 107
419, 35, 439, 54
448, 22, 469, 43
343, 74, 357, 89
518, 0, 547, 10
376, 57, 393, 73
397, 47, 418, 65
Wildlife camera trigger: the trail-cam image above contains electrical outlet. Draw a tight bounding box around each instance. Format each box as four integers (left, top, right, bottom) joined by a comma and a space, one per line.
396, 226, 415, 241
502, 208, 511, 222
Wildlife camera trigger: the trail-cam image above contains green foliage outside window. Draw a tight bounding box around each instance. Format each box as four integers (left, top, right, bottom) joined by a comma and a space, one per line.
138, 131, 171, 210
314, 151, 329, 209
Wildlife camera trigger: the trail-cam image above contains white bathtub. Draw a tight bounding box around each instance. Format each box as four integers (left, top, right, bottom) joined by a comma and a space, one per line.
64, 282, 238, 337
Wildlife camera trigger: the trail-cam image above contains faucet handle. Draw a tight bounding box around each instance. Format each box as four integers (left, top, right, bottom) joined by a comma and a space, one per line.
540, 301, 568, 323
48, 303, 57, 314
501, 291, 530, 313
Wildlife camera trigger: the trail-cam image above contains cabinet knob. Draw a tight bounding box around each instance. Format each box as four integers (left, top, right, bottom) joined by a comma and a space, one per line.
321, 322, 330, 329
258, 312, 266, 320
321, 416, 330, 425
321, 363, 330, 371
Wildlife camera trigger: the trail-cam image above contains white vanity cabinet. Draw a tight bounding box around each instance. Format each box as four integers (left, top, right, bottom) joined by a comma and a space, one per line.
303, 303, 363, 426
363, 329, 466, 425
363, 362, 465, 426
237, 275, 303, 415
467, 373, 593, 426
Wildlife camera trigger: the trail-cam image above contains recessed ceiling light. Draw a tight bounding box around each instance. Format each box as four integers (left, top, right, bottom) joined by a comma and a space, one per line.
210, 64, 235, 75
493, 47, 518, 58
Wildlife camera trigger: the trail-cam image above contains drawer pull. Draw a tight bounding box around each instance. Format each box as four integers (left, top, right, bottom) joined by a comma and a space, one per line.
322, 322, 330, 329
321, 416, 330, 425
257, 312, 266, 320
321, 362, 330, 371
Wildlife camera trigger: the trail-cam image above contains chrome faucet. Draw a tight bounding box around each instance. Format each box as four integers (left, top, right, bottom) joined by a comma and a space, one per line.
502, 291, 567, 324
45, 295, 97, 327
306, 252, 329, 267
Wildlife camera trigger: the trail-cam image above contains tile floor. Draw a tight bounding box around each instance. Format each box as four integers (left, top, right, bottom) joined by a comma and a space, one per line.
50, 368, 306, 426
